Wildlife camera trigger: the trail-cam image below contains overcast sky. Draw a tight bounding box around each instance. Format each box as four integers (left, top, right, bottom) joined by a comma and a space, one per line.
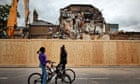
0, 0, 140, 32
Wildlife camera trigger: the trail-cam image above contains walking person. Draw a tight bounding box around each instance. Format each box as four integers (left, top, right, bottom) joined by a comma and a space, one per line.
37, 47, 48, 84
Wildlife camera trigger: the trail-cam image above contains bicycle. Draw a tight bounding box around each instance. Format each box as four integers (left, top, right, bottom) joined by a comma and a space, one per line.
50, 61, 76, 83
28, 60, 75, 84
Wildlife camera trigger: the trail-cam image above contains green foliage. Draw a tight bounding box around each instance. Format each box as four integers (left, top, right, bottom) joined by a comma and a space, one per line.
0, 4, 11, 29
0, 4, 20, 29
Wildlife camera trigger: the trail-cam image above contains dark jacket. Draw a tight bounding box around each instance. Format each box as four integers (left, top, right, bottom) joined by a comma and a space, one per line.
60, 46, 67, 64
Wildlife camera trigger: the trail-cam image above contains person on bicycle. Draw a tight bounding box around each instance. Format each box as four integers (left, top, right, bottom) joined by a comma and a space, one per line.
59, 45, 67, 70
37, 47, 48, 84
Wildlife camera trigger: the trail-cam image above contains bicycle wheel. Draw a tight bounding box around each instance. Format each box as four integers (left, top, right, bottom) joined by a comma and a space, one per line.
28, 73, 41, 84
65, 69, 76, 82
55, 74, 72, 84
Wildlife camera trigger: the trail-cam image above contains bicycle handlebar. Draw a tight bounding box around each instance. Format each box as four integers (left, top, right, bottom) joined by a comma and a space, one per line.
47, 60, 56, 64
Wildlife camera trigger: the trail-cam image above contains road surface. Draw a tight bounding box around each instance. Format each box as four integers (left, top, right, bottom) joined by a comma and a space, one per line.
0, 67, 140, 84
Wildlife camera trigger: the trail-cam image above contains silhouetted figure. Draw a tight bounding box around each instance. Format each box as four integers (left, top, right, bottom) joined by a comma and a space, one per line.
56, 45, 67, 71
60, 45, 67, 70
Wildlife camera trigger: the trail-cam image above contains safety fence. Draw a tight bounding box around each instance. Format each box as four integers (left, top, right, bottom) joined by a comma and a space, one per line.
0, 39, 140, 67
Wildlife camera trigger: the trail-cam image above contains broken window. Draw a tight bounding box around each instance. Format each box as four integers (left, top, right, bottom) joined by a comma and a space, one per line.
84, 12, 93, 20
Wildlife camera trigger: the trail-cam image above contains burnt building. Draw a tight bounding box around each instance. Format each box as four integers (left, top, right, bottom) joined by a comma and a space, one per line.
29, 10, 59, 39
28, 4, 122, 40
59, 4, 106, 39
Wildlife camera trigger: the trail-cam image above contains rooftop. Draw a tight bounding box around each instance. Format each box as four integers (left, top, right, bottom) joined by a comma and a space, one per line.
31, 20, 54, 26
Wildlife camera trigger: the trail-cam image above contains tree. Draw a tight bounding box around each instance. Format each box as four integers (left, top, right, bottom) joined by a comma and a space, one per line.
0, 4, 20, 38
0, 4, 11, 38
0, 4, 10, 29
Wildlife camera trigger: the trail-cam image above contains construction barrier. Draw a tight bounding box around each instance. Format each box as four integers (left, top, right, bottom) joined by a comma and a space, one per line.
0, 39, 140, 67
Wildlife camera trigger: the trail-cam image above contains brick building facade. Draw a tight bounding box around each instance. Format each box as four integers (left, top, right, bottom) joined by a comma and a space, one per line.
29, 10, 59, 39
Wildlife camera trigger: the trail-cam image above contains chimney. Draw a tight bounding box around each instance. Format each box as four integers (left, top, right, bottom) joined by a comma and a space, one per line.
33, 10, 38, 22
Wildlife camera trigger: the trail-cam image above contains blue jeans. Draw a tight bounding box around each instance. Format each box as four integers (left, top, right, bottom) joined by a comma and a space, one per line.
41, 65, 47, 84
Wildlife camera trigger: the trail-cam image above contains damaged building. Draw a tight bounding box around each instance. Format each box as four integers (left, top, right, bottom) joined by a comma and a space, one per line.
28, 4, 122, 40
59, 4, 107, 40
2, 3, 139, 40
